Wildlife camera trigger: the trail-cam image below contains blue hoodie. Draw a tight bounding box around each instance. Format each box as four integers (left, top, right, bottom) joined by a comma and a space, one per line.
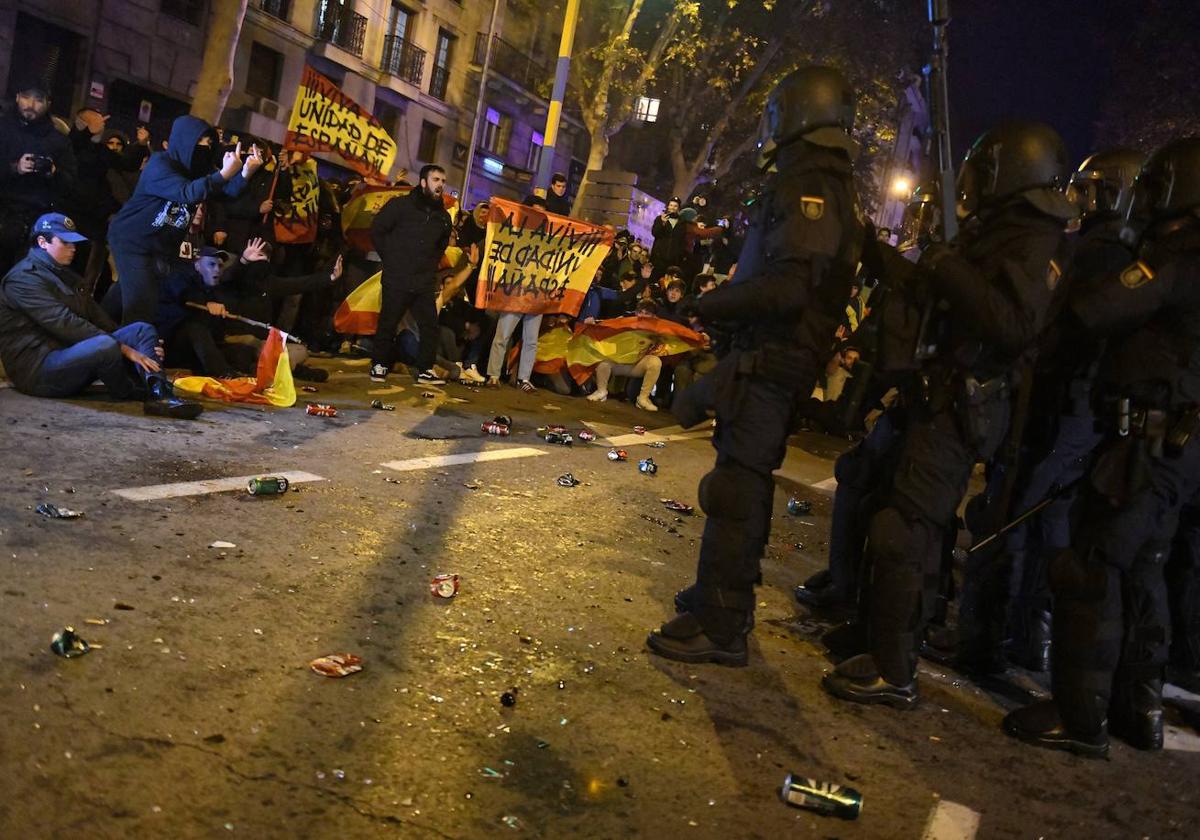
107, 115, 246, 257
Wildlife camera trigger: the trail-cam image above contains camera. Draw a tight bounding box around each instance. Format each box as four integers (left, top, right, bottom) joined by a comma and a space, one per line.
32, 155, 54, 176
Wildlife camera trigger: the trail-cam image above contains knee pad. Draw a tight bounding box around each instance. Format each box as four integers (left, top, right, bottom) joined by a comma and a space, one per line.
1048, 548, 1111, 602
698, 464, 759, 520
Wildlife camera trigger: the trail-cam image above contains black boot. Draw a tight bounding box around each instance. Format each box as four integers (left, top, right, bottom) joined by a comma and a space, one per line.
1007, 609, 1053, 672
822, 653, 918, 709
821, 621, 867, 659
794, 569, 854, 616
646, 612, 748, 666
143, 376, 203, 420
1109, 678, 1164, 751
1003, 699, 1110, 758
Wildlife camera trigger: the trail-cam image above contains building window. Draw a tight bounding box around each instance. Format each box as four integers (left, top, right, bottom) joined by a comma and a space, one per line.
246, 42, 283, 101
481, 107, 511, 156
418, 121, 440, 163
257, 0, 290, 20
430, 29, 455, 100
526, 130, 543, 173
161, 0, 205, 25
633, 96, 660, 123
388, 2, 412, 41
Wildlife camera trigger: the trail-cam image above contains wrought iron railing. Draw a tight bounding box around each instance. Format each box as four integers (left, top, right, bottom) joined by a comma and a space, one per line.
315, 1, 367, 57
382, 35, 426, 86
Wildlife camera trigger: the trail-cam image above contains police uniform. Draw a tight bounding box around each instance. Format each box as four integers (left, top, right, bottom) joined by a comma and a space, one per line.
647, 67, 863, 664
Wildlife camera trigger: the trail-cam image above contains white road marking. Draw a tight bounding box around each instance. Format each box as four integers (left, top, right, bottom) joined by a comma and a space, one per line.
811, 476, 838, 492
1165, 725, 1200, 753
380, 447, 546, 472
921, 800, 981, 840
112, 471, 327, 501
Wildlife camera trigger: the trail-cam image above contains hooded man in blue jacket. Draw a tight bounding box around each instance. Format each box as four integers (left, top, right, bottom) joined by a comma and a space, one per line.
106, 115, 261, 326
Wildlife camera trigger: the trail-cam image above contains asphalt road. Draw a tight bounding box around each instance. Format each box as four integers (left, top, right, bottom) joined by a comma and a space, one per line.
1, 359, 1198, 839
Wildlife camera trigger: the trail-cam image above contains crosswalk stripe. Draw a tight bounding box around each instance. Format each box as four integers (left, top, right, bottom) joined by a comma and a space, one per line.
810, 476, 839, 492
921, 800, 981, 840
112, 470, 327, 501
1165, 725, 1200, 753
380, 447, 546, 472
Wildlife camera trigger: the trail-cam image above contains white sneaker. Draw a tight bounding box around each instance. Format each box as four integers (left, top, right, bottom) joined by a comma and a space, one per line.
587, 389, 608, 402
369, 363, 388, 382
636, 395, 659, 412
460, 364, 486, 384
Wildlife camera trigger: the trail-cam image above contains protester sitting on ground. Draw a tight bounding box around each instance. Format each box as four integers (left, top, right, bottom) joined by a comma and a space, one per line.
820, 344, 861, 402
659, 279, 689, 324
672, 305, 717, 395
106, 115, 261, 326
0, 213, 201, 418
601, 269, 643, 319
586, 300, 664, 412
580, 268, 618, 323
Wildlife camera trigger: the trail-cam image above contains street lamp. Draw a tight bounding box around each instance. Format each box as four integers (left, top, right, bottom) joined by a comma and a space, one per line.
891, 175, 912, 197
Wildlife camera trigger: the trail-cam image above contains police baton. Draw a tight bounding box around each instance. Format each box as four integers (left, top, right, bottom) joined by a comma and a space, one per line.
966, 475, 1085, 555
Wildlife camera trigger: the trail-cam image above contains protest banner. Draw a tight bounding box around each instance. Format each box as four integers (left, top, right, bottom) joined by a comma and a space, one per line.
475, 197, 613, 317
512, 316, 706, 384
284, 65, 398, 180
274, 157, 320, 244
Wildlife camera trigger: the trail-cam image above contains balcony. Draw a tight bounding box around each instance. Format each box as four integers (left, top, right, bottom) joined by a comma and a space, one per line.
430, 65, 451, 101
472, 33, 580, 116
315, 1, 367, 58
382, 36, 425, 86
257, 0, 290, 21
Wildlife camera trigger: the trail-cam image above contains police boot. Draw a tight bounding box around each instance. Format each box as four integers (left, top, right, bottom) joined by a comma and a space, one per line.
674, 585, 755, 634
822, 652, 918, 710
1007, 608, 1053, 672
794, 569, 855, 617
821, 621, 868, 659
1109, 678, 1164, 751
1002, 699, 1110, 759
646, 612, 748, 667
143, 375, 203, 420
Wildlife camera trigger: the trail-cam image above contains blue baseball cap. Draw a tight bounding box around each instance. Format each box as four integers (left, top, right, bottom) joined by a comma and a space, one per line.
32, 213, 88, 243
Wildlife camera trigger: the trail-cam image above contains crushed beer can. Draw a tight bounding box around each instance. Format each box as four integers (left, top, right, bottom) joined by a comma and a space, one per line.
633, 425, 646, 435
577, 429, 597, 442
660, 499, 694, 515
309, 653, 364, 678
638, 458, 658, 475
647, 440, 666, 448
481, 421, 511, 436
787, 497, 812, 516
545, 430, 573, 446
780, 773, 862, 820
431, 573, 460, 598
247, 476, 290, 496
493, 415, 513, 427
607, 448, 628, 462
556, 472, 581, 487
301, 385, 319, 393
370, 400, 396, 411
50, 626, 90, 658
36, 503, 83, 519
306, 403, 337, 417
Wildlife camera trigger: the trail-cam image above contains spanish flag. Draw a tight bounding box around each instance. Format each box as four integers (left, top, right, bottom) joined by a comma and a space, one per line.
333, 247, 465, 335
172, 329, 297, 407
341, 183, 459, 253
512, 317, 706, 384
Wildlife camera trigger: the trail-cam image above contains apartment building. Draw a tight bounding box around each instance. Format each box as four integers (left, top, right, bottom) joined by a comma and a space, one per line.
0, 0, 587, 205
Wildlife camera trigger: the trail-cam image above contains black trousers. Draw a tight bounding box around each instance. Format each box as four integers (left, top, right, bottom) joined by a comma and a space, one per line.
1051, 436, 1200, 733
371, 280, 437, 372
1168, 504, 1200, 673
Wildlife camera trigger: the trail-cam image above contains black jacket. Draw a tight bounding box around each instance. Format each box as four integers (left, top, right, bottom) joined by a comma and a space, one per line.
68, 127, 122, 230
215, 258, 332, 334
108, 115, 246, 257
371, 188, 452, 289
650, 213, 686, 270
0, 247, 117, 392
0, 111, 77, 214
545, 192, 571, 216
212, 163, 291, 253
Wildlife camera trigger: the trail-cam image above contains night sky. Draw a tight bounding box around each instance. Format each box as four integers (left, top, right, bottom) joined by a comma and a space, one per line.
947, 0, 1139, 162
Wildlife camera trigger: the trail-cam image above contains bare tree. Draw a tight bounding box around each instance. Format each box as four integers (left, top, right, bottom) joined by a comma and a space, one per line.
190, 0, 250, 125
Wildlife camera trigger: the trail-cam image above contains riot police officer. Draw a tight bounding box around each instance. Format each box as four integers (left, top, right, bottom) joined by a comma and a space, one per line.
822, 121, 1075, 707
955, 148, 1145, 674
646, 66, 864, 665
1005, 137, 1200, 756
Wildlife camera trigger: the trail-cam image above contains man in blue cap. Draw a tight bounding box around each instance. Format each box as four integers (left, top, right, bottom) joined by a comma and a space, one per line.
0, 212, 202, 418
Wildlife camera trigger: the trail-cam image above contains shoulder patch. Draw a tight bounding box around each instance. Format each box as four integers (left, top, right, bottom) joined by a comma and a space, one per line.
1046, 259, 1062, 292
800, 196, 825, 220
1119, 260, 1154, 290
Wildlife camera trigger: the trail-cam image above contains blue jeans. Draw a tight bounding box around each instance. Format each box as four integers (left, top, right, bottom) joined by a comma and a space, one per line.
30, 322, 160, 398
486, 312, 543, 381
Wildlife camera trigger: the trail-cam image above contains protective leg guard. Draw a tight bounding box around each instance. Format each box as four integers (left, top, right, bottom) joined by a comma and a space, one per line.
1111, 546, 1168, 750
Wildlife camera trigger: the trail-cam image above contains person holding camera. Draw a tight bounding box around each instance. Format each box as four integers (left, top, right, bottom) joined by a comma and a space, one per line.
0, 80, 77, 272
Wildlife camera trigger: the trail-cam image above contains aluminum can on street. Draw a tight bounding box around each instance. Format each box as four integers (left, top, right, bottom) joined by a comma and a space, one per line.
306, 403, 337, 417
481, 421, 511, 436
638, 457, 658, 475
431, 574, 460, 598
247, 476, 290, 495
780, 773, 862, 819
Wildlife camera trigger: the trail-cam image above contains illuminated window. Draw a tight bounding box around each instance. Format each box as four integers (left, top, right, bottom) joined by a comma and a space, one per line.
527, 130, 543, 173
634, 96, 660, 123
482, 107, 511, 155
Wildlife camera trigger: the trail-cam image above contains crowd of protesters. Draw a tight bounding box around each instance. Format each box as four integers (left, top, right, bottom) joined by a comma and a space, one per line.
0, 80, 871, 424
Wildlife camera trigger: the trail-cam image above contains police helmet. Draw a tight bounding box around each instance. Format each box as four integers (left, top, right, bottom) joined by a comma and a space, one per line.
762, 66, 857, 157
1069, 148, 1145, 219
1129, 137, 1200, 221
956, 121, 1070, 219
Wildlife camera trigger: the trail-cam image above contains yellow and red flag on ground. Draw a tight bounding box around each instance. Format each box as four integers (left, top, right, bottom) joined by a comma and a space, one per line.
172, 329, 297, 407
340, 183, 459, 253
333, 247, 465, 335
476, 197, 613, 317
511, 316, 706, 384
284, 65, 398, 180
274, 157, 320, 245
